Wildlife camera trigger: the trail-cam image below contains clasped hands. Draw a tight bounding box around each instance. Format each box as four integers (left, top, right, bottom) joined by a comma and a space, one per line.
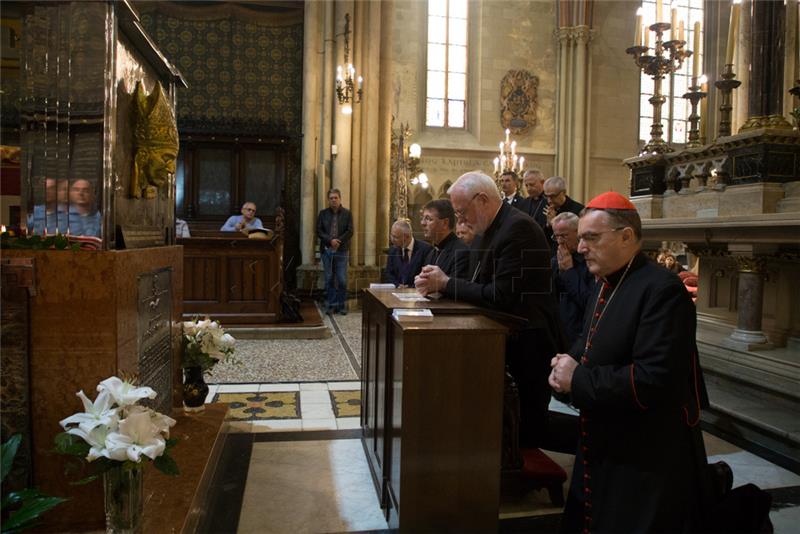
330, 238, 341, 251
414, 265, 449, 296
549, 353, 578, 393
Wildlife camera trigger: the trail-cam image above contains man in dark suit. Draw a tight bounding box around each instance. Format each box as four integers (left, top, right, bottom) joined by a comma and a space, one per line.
384, 219, 432, 287
316, 189, 353, 314
499, 170, 524, 209
517, 168, 547, 229
420, 199, 468, 280
543, 176, 585, 251
415, 172, 563, 446
550, 212, 594, 347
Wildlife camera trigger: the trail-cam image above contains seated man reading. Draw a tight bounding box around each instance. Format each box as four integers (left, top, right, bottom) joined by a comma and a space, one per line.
221, 201, 264, 233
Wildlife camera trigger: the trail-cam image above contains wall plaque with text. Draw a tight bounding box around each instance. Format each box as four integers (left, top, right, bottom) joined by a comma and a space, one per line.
137, 268, 173, 414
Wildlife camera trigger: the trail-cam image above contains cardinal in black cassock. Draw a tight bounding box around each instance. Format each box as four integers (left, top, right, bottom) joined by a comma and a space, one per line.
550, 192, 708, 533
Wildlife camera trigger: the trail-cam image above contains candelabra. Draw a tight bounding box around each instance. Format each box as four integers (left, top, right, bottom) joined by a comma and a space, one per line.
626, 22, 691, 154
335, 13, 363, 115
714, 64, 741, 138
790, 80, 800, 130
391, 121, 427, 221
492, 128, 525, 179
682, 76, 707, 148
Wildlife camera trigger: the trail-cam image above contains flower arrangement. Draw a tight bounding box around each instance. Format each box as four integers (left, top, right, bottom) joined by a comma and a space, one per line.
181, 318, 237, 373
54, 376, 178, 479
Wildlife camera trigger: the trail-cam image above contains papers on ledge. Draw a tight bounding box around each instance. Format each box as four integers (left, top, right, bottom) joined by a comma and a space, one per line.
392, 308, 434, 322
391, 292, 428, 302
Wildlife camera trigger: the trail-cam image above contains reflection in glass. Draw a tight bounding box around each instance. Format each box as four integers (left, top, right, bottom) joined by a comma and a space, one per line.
196, 148, 231, 216
243, 149, 278, 217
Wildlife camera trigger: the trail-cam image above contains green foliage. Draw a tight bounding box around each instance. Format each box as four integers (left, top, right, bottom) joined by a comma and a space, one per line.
0, 233, 80, 251
181, 337, 220, 372
53, 432, 179, 481
1, 434, 66, 533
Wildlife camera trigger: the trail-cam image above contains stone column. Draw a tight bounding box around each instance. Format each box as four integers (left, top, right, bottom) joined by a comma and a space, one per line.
740, 0, 792, 131
300, 1, 323, 265
723, 255, 773, 350
554, 25, 592, 201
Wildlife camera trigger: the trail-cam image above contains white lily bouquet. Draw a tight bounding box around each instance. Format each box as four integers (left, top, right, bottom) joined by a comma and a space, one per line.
181, 318, 237, 373
55, 376, 178, 479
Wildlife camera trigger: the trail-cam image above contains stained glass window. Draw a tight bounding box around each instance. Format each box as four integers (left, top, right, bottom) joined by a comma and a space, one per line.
426, 0, 468, 129
638, 0, 704, 146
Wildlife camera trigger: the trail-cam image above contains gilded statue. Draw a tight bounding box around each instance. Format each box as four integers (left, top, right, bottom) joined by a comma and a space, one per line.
131, 81, 179, 199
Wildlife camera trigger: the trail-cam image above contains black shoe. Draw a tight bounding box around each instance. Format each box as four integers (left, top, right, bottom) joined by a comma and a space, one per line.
338, 309, 348, 316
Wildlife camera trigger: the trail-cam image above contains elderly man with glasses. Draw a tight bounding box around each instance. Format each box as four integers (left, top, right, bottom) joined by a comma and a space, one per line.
543, 176, 584, 251
550, 212, 593, 347
415, 171, 563, 448
549, 191, 709, 533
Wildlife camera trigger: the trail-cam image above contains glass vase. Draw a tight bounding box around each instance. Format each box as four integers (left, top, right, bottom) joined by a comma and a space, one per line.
102, 463, 144, 534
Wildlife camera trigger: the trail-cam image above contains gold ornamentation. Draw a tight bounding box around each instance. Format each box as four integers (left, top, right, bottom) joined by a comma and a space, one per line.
734, 255, 766, 274
131, 82, 179, 200
500, 70, 538, 135
739, 114, 793, 132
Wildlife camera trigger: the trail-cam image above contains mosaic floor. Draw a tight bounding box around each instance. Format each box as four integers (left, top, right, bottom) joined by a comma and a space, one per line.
195, 308, 800, 533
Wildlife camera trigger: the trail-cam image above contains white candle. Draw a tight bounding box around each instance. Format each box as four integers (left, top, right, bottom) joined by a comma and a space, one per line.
656, 0, 663, 23
693, 22, 701, 78
644, 27, 650, 49
518, 156, 525, 172
678, 19, 684, 42
499, 142, 504, 153
670, 7, 677, 39
725, 0, 742, 65
635, 8, 643, 47
699, 74, 708, 141
511, 140, 516, 156
505, 128, 510, 144
493, 157, 499, 173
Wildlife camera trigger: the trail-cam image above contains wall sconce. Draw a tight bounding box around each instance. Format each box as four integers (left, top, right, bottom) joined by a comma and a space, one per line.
391, 121, 426, 221
335, 13, 363, 115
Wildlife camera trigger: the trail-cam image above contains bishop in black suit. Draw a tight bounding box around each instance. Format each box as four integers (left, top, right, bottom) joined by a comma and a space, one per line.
416, 172, 563, 446
384, 219, 432, 287
517, 169, 548, 229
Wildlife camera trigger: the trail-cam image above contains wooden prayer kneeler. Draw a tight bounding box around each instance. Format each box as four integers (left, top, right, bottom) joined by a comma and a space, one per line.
520, 448, 568, 506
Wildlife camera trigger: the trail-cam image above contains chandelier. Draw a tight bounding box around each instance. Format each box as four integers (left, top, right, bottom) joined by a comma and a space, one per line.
336, 13, 363, 115
492, 128, 525, 178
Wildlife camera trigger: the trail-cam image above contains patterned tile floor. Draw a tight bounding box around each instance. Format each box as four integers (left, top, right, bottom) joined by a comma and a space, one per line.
206, 381, 362, 432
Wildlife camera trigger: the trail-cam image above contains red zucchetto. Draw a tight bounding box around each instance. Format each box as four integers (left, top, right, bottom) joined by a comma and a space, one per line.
586, 191, 636, 211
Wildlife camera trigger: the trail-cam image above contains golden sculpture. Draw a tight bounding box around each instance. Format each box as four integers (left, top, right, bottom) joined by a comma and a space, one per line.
131, 81, 179, 199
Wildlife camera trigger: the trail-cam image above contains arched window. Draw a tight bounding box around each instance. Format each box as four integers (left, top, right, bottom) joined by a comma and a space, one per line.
425, 0, 468, 129
638, 0, 704, 147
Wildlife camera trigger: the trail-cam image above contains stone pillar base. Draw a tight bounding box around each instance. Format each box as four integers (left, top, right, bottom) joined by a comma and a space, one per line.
721, 328, 774, 351
296, 263, 382, 294
631, 195, 663, 219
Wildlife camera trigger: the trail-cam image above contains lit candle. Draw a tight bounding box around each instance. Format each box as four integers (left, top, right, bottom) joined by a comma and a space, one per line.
511, 140, 516, 156
505, 128, 510, 144
635, 8, 643, 47
670, 7, 677, 39
692, 22, 701, 78
493, 157, 499, 174
699, 74, 708, 141
656, 0, 663, 23
357, 76, 363, 90
725, 0, 742, 65
499, 141, 504, 154
1, 225, 6, 234
518, 156, 525, 172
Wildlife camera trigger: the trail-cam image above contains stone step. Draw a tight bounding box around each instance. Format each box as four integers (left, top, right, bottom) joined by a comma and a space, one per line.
702, 371, 800, 474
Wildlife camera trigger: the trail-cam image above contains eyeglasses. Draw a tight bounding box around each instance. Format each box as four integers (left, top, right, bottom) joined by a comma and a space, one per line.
543, 191, 564, 199
577, 227, 625, 244
453, 193, 481, 221
551, 233, 570, 241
